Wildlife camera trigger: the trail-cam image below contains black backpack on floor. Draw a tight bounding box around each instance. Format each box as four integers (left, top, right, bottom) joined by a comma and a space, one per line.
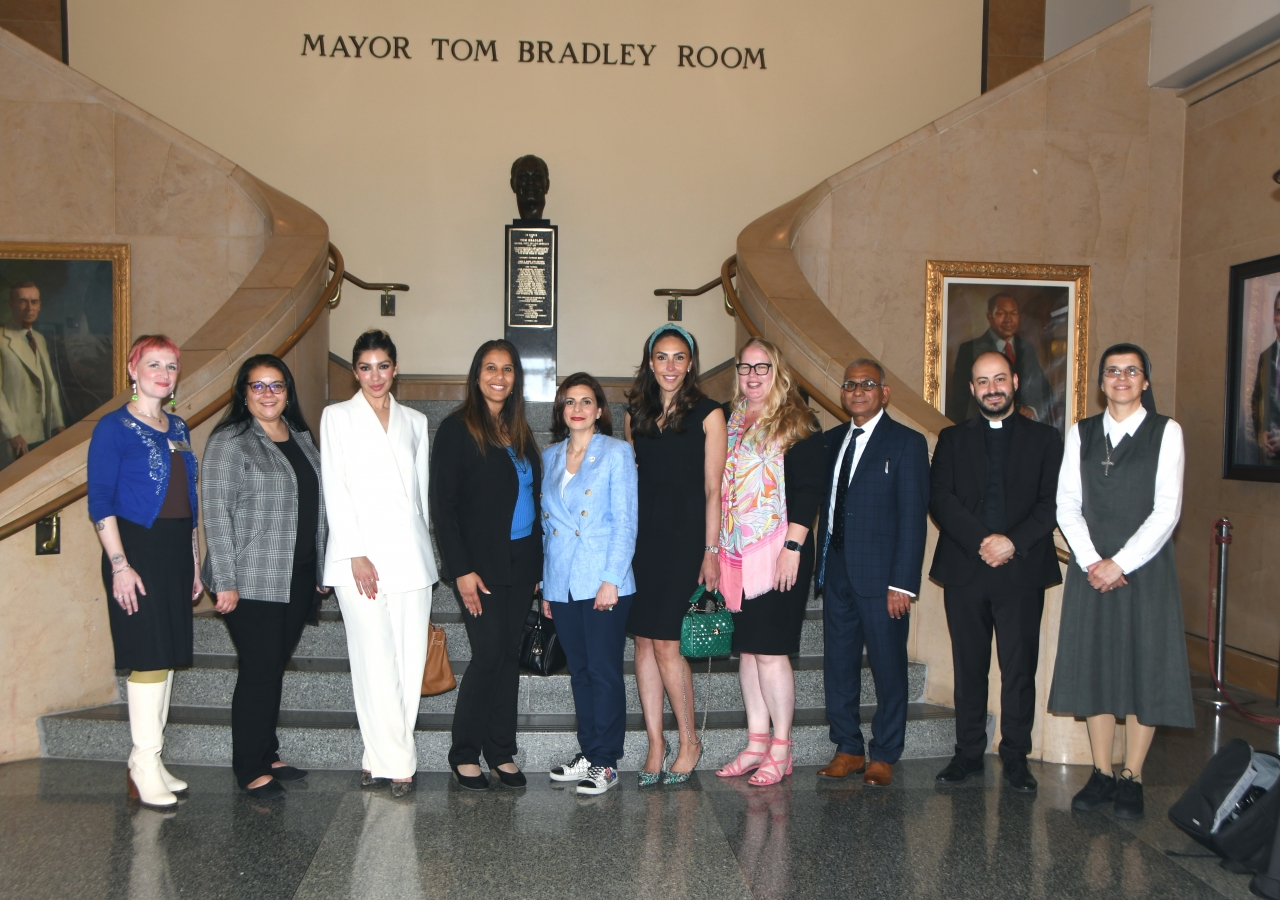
1169, 738, 1280, 874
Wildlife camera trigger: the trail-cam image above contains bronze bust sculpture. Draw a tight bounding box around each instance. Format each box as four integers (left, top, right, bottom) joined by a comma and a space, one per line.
510, 155, 549, 221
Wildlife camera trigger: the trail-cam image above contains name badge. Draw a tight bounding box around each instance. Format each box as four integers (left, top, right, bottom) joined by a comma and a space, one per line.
171, 441, 193, 453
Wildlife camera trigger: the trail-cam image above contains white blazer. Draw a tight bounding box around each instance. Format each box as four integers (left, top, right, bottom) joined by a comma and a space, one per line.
320, 392, 438, 592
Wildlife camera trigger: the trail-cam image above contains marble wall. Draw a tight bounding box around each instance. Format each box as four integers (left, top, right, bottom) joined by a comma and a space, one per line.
1175, 59, 1280, 685
986, 0, 1046, 90
0, 0, 60, 61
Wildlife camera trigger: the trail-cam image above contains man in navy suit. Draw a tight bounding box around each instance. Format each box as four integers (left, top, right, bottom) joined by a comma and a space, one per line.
816, 358, 930, 786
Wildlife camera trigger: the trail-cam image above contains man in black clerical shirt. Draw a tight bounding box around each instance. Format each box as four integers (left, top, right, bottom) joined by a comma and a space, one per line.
928, 351, 1062, 792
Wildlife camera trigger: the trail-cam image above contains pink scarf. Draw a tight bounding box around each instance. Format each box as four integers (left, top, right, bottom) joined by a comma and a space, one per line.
718, 400, 788, 611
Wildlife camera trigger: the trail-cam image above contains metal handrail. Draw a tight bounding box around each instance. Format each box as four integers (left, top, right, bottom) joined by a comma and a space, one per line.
338, 268, 408, 294
0, 242, 348, 542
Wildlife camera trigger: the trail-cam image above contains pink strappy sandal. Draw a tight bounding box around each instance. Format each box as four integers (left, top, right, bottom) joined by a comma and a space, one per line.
749, 737, 793, 786
717, 732, 771, 778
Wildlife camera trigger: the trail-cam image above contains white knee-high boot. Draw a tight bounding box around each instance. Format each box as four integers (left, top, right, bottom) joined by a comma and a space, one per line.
127, 680, 178, 808
157, 672, 187, 793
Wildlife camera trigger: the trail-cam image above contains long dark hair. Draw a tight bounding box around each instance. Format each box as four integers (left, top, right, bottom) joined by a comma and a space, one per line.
212, 354, 311, 438
551, 372, 613, 444
458, 339, 536, 459
626, 326, 705, 437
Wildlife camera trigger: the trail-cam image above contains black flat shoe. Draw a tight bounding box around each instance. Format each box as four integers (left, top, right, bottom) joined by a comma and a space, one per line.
935, 753, 984, 783
271, 765, 309, 782
361, 771, 390, 789
245, 779, 285, 800
1072, 767, 1117, 811
452, 765, 490, 791
1113, 771, 1144, 819
495, 767, 527, 788
390, 779, 415, 799
1002, 757, 1038, 793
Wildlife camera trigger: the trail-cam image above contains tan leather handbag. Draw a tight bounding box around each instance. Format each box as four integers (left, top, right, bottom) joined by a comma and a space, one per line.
421, 621, 457, 695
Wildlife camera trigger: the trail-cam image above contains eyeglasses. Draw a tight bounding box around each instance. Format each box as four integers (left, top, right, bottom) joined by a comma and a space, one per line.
1102, 366, 1143, 380
248, 381, 287, 395
735, 363, 773, 376
841, 379, 883, 393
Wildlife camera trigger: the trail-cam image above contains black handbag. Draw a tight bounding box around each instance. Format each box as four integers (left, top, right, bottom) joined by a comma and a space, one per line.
519, 589, 567, 676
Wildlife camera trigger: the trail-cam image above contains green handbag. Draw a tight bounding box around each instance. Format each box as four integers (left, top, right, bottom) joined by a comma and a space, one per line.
679, 584, 735, 659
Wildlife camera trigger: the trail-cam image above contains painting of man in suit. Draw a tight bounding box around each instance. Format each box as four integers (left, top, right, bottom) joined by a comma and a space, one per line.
1251, 289, 1280, 464
0, 282, 66, 467
0, 253, 120, 471
947, 293, 1055, 426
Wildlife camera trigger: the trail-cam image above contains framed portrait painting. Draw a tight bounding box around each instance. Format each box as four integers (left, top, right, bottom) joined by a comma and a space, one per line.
1224, 253, 1280, 481
924, 261, 1090, 437
0, 242, 129, 471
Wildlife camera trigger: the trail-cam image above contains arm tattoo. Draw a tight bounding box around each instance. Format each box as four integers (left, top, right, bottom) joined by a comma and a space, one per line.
96, 520, 106, 531
110, 554, 124, 565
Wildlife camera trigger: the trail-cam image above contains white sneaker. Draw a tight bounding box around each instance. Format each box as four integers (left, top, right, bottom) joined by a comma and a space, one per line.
576, 766, 618, 795
550, 753, 590, 782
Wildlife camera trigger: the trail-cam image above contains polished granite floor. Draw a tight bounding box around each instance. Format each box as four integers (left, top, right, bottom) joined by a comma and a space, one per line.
4, 683, 1279, 900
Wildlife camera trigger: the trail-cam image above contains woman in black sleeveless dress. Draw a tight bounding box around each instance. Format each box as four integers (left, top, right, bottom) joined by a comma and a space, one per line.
625, 325, 727, 785
1050, 343, 1192, 821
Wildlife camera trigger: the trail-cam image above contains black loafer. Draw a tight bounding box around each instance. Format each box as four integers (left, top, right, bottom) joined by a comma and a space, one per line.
1002, 757, 1038, 793
1113, 772, 1144, 819
246, 778, 285, 800
1071, 768, 1117, 811
270, 765, 309, 782
495, 767, 527, 788
452, 765, 490, 791
935, 753, 984, 783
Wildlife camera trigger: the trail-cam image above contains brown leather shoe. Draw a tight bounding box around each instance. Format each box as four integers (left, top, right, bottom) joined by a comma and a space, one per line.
863, 760, 893, 786
817, 752, 865, 778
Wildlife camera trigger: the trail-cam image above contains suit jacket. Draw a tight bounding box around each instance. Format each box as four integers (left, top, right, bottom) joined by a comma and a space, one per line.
320, 392, 437, 592
429, 411, 544, 586
200, 419, 328, 603
1252, 341, 1280, 462
947, 330, 1053, 425
540, 433, 638, 602
817, 411, 930, 597
0, 326, 65, 464
928, 413, 1063, 588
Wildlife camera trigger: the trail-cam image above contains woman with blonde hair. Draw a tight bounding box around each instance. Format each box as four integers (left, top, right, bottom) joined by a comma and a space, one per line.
716, 337, 824, 786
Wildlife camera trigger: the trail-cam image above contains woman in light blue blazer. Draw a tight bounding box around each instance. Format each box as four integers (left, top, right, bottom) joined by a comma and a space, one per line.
541, 372, 638, 795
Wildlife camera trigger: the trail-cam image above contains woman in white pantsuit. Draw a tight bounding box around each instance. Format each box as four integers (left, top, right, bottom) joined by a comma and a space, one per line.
322, 329, 438, 798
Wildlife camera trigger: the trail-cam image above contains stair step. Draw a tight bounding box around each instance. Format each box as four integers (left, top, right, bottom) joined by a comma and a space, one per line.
193, 614, 829, 660
133, 656, 925, 713
41, 702, 959, 771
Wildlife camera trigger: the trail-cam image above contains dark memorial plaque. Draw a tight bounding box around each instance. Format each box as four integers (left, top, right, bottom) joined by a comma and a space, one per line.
504, 223, 557, 400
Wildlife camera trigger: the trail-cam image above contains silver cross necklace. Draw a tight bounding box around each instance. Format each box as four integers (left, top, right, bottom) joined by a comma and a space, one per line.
1101, 437, 1116, 476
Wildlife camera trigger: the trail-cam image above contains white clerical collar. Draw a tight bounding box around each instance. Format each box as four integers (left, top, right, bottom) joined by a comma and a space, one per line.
988, 417, 1004, 428
1103, 405, 1146, 440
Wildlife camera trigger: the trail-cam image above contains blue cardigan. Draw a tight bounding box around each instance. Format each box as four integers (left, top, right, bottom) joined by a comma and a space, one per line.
540, 433, 637, 602
87, 405, 199, 528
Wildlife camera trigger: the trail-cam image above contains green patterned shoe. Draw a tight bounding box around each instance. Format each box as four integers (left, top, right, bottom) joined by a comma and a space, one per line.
637, 742, 670, 787
662, 742, 703, 785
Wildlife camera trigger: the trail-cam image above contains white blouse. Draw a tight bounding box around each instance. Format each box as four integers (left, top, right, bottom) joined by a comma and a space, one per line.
1056, 407, 1185, 574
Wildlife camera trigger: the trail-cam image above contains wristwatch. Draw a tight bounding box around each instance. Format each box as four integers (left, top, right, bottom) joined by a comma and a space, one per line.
704, 545, 719, 554
783, 540, 802, 552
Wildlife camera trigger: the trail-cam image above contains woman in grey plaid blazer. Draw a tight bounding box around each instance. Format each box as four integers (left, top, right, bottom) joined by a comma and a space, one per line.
201, 354, 327, 799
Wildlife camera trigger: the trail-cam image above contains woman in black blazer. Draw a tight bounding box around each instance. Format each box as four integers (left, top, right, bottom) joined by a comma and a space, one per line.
430, 339, 543, 790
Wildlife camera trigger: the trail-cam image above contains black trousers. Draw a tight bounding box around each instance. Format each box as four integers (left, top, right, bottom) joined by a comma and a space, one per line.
943, 564, 1045, 761
222, 561, 314, 788
448, 544, 537, 769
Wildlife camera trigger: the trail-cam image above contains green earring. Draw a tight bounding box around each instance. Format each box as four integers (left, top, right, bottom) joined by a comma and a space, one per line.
169, 391, 177, 410
131, 382, 138, 402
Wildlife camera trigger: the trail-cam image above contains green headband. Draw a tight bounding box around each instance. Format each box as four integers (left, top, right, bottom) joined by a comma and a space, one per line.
647, 324, 697, 356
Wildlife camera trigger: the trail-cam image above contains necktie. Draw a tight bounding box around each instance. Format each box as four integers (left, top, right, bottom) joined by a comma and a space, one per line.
26, 330, 37, 354
1003, 340, 1016, 366
828, 427, 864, 552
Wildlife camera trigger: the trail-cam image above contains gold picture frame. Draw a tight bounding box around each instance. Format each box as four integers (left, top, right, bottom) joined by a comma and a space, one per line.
0, 242, 131, 446
924, 260, 1089, 434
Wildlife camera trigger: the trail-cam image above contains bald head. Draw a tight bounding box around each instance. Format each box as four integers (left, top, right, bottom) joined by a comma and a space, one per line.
969, 351, 1017, 420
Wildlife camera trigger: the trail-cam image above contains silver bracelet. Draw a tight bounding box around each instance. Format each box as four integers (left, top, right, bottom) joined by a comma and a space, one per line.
704, 546, 719, 555
112, 565, 133, 575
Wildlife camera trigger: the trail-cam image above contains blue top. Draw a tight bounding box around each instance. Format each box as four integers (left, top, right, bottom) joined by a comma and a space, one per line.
540, 433, 638, 602
506, 446, 535, 539
87, 405, 199, 528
